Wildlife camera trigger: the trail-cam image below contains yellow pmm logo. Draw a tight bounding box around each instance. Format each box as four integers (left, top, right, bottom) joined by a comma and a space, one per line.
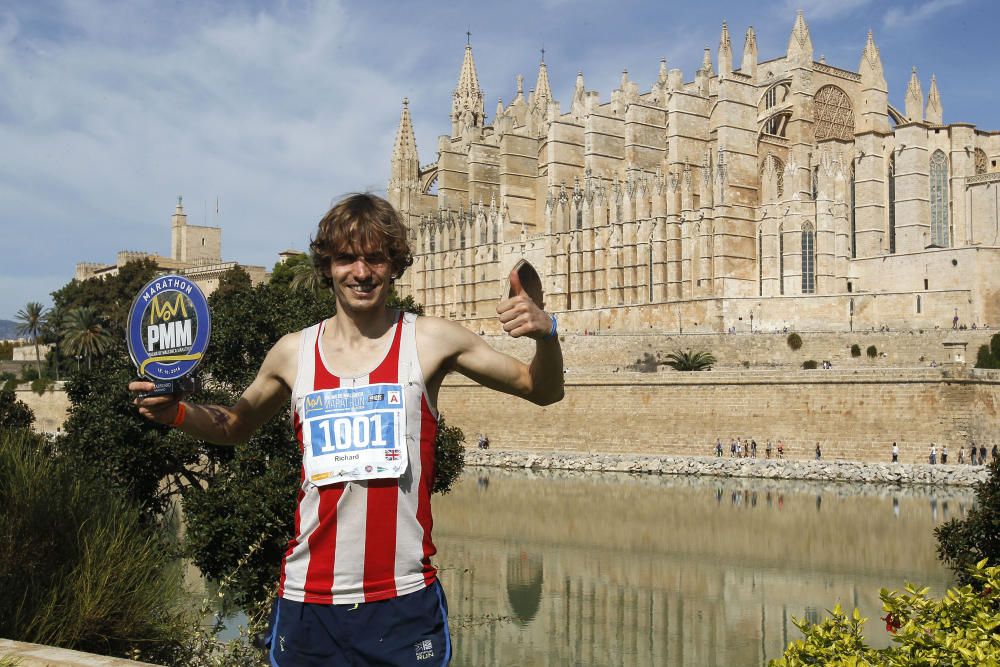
149, 293, 189, 323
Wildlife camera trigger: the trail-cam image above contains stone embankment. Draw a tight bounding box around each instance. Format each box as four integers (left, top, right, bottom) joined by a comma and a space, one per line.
464, 450, 991, 487
0, 639, 159, 666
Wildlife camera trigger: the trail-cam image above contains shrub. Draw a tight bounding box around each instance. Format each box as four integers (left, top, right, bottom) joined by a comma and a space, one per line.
992, 333, 1000, 362
976, 344, 996, 369
769, 560, 1000, 666
787, 333, 802, 351
866, 345, 878, 359
0, 390, 34, 431
802, 360, 818, 370
663, 349, 716, 371
0, 430, 190, 664
937, 458, 1000, 588
850, 344, 861, 357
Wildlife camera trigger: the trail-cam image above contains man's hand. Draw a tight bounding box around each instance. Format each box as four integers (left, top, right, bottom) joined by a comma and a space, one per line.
497, 268, 554, 340
129, 380, 184, 425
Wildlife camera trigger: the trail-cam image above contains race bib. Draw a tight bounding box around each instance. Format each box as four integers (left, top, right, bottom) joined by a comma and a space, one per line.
300, 383, 407, 486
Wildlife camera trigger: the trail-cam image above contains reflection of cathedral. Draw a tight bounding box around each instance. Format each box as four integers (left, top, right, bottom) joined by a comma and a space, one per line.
389, 13, 1000, 333
435, 472, 962, 666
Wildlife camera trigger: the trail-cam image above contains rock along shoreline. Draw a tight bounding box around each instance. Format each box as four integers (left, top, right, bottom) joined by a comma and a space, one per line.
464, 450, 991, 487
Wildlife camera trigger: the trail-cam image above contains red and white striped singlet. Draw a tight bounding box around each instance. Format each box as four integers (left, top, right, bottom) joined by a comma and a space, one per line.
278, 311, 439, 604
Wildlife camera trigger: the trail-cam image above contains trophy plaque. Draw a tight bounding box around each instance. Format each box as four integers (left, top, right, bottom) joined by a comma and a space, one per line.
127, 274, 211, 396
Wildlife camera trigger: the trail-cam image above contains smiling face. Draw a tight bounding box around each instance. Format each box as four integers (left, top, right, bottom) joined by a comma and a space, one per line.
328, 244, 394, 314
310, 194, 413, 310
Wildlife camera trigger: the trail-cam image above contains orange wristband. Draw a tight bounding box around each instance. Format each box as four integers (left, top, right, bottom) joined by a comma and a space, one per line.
171, 402, 187, 428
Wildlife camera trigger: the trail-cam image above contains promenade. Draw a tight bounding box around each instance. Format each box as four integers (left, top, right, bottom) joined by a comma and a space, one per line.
465, 449, 990, 487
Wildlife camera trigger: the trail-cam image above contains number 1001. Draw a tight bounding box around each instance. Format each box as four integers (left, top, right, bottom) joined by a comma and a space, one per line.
315, 414, 389, 451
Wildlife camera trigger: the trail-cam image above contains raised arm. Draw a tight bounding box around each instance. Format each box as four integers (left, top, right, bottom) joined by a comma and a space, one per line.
419, 271, 564, 405
130, 331, 298, 445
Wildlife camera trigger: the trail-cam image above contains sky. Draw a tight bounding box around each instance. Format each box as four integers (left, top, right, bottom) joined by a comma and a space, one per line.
0, 0, 995, 320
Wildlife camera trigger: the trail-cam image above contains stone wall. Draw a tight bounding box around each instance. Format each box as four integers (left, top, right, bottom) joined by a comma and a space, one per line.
439, 366, 1000, 463
481, 329, 995, 372
0, 639, 158, 667
15, 385, 71, 434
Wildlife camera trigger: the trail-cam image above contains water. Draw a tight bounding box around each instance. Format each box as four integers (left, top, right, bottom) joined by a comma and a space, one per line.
432, 468, 972, 667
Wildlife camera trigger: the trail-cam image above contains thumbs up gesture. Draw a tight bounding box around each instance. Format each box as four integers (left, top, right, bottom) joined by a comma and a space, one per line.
497, 264, 554, 340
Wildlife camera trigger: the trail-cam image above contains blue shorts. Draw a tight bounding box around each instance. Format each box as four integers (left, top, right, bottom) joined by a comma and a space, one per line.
266, 580, 451, 666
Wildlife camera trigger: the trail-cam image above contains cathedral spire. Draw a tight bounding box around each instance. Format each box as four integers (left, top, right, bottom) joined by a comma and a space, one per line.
718, 22, 732, 77
858, 30, 889, 133
926, 74, 943, 124
533, 58, 553, 108
786, 10, 813, 65
389, 98, 420, 210
904, 67, 924, 122
701, 47, 713, 76
393, 97, 418, 160
741, 26, 757, 79
451, 42, 485, 137
859, 30, 886, 87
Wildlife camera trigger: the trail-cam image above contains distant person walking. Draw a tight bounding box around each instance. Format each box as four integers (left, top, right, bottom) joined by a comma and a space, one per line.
929, 444, 937, 465
777, 441, 785, 459
958, 447, 965, 465
815, 442, 822, 460
993, 445, 999, 462
766, 440, 773, 459
942, 445, 948, 464
982, 445, 988, 465
891, 442, 899, 463
715, 438, 723, 458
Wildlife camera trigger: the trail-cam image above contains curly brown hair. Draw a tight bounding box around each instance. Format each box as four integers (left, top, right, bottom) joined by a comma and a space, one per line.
309, 193, 413, 289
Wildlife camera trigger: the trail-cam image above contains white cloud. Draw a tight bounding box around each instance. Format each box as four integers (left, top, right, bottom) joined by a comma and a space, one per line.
883, 0, 966, 28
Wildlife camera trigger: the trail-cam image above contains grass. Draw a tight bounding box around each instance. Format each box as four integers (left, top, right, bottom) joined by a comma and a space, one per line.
0, 429, 191, 664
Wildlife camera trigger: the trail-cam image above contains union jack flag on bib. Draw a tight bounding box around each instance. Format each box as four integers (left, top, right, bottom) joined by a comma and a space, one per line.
385, 449, 401, 460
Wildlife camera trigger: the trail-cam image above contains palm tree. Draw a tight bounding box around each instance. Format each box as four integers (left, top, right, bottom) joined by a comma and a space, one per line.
61, 307, 113, 370
15, 302, 47, 378
663, 349, 716, 372
290, 261, 325, 293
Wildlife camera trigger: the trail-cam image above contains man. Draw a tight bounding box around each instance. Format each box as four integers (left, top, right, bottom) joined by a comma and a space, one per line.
131, 193, 564, 666
891, 442, 899, 463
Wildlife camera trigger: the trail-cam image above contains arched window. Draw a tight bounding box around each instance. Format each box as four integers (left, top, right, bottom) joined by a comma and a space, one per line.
778, 224, 785, 296
975, 148, 988, 175
930, 149, 950, 247
801, 222, 816, 294
887, 155, 896, 254
814, 85, 855, 141
850, 160, 857, 258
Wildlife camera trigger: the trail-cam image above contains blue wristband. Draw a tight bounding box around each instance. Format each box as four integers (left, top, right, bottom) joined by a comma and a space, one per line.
546, 313, 558, 339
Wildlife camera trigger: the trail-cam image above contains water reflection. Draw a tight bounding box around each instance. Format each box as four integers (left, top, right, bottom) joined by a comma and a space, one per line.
434, 469, 972, 667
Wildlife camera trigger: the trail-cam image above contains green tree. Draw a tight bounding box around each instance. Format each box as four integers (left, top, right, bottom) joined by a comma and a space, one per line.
663, 349, 716, 371
15, 301, 47, 378
0, 389, 34, 431
936, 459, 1000, 588
787, 332, 803, 351
269, 252, 310, 289
60, 306, 113, 370
866, 344, 878, 359
850, 343, 861, 358
50, 259, 158, 338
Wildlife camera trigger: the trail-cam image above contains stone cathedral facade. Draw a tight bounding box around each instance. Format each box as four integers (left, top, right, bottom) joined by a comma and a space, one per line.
388, 13, 1000, 333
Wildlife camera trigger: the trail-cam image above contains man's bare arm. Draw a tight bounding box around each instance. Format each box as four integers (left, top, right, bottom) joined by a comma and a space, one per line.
421, 306, 564, 406
130, 332, 298, 445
